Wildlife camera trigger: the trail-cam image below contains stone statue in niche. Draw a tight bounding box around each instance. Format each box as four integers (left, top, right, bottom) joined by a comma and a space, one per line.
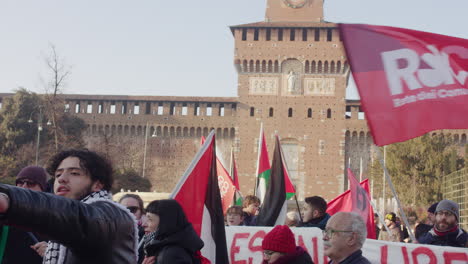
287, 71, 297, 92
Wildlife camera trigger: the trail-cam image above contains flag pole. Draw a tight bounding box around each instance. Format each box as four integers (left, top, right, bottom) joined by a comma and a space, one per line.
294, 193, 303, 223
359, 157, 363, 182
347, 157, 351, 190
375, 146, 416, 242
254, 123, 263, 197
230, 147, 235, 206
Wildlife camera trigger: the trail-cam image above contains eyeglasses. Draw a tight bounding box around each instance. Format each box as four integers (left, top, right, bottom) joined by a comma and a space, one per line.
322, 228, 354, 238
127, 206, 140, 214
436, 211, 454, 217
16, 179, 38, 188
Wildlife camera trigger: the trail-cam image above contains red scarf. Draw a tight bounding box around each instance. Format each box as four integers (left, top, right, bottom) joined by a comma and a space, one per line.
433, 225, 458, 236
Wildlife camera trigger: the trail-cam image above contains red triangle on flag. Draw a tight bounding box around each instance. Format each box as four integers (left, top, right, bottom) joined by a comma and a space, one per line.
171, 131, 229, 263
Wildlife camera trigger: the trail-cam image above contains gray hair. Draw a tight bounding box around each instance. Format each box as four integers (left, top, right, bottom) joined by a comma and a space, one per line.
348, 212, 367, 247
333, 212, 367, 247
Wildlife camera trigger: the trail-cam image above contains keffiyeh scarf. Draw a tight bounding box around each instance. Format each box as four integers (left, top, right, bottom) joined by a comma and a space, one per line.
43, 190, 112, 264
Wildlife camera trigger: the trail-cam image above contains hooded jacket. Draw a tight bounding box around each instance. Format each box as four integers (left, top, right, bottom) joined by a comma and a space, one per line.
144, 199, 204, 264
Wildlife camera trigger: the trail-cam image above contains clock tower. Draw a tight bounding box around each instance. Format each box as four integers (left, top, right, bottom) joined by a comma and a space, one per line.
265, 0, 324, 22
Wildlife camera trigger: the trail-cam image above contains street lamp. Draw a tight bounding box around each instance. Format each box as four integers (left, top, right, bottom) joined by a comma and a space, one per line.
142, 123, 157, 178
28, 107, 51, 165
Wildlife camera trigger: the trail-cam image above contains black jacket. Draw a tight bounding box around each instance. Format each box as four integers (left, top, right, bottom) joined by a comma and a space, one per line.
328, 250, 371, 264
298, 213, 331, 230
419, 227, 467, 247
1, 226, 45, 264
0, 185, 137, 264
144, 199, 204, 264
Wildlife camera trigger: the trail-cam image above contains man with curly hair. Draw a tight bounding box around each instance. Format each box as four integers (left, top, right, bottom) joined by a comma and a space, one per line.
0, 149, 138, 264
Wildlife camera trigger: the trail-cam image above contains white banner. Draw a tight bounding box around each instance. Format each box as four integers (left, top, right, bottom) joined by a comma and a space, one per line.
226, 226, 468, 264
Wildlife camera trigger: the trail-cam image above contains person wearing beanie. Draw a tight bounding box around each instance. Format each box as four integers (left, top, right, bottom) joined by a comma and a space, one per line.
419, 199, 468, 247
0, 166, 48, 263
378, 212, 403, 242
414, 202, 438, 241
15, 165, 48, 191
261, 225, 313, 264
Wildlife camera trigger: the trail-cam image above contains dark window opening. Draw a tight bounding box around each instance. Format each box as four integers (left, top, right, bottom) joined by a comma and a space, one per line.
302, 29, 307, 41
278, 29, 283, 41
307, 108, 312, 118
170, 102, 175, 115
288, 108, 293, 117
327, 29, 332, 41
250, 107, 255, 117
254, 28, 259, 41
327, 108, 332, 118
315, 29, 320, 41
266, 28, 271, 41
145, 102, 151, 114
290, 28, 295, 41
242, 29, 247, 41
269, 107, 274, 117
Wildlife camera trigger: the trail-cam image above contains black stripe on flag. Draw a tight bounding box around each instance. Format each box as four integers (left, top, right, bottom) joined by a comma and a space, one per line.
205, 134, 229, 263
256, 136, 286, 226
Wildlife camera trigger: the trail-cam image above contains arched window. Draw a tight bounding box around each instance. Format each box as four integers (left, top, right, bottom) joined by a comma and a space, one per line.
327, 108, 332, 118
269, 107, 274, 117
307, 108, 312, 118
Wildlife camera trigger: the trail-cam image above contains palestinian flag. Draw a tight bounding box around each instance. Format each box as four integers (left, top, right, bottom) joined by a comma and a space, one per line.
255, 125, 271, 203
171, 131, 229, 263
230, 152, 243, 206
256, 135, 295, 226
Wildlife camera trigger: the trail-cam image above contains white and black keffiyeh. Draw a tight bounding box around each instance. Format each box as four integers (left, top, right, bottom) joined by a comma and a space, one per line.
43, 190, 112, 264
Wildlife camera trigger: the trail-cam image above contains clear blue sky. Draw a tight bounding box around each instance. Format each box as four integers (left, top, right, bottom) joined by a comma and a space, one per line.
1, 0, 467, 99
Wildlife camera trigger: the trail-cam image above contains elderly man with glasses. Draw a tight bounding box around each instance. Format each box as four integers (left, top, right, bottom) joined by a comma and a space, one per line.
419, 199, 468, 248
323, 212, 370, 264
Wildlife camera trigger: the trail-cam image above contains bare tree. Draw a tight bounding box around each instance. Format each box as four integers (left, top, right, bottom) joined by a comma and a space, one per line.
42, 44, 71, 151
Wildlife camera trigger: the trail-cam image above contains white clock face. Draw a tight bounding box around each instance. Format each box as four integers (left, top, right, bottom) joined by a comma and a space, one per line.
283, 0, 308, 9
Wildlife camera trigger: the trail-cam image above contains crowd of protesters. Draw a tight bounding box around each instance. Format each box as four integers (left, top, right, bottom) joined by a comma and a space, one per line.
0, 148, 466, 264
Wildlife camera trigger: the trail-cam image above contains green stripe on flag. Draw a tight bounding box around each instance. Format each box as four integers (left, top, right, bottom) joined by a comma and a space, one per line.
258, 169, 271, 181
286, 192, 295, 200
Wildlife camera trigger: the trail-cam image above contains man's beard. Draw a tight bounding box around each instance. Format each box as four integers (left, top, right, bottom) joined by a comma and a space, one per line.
436, 220, 456, 232
76, 183, 95, 201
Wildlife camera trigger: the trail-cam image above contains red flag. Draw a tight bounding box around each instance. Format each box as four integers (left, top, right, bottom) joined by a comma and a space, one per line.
201, 136, 236, 213
172, 132, 229, 263
340, 24, 468, 146
326, 174, 376, 239
216, 158, 235, 213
